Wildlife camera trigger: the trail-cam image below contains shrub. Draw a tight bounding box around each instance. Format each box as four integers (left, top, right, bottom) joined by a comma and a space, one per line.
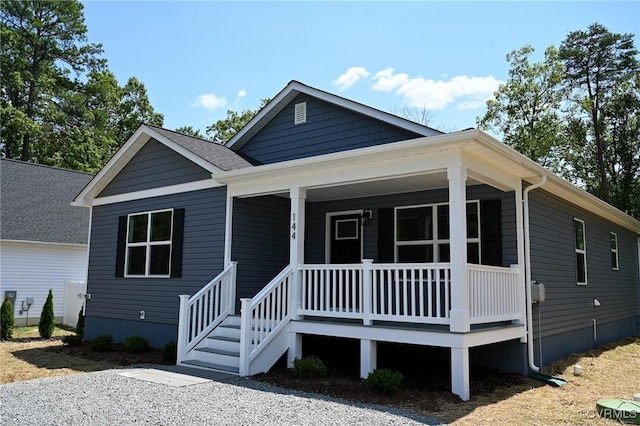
38, 289, 55, 338
76, 307, 85, 338
366, 368, 404, 393
62, 334, 84, 347
124, 335, 151, 353
292, 355, 327, 378
162, 341, 177, 363
1, 297, 14, 340
90, 334, 113, 352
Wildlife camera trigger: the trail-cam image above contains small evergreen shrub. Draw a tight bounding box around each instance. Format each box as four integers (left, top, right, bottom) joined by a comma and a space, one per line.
366, 368, 404, 393
162, 341, 177, 363
62, 334, 84, 347
76, 307, 85, 338
1, 297, 14, 340
124, 335, 151, 352
90, 334, 113, 352
38, 289, 55, 338
292, 355, 327, 378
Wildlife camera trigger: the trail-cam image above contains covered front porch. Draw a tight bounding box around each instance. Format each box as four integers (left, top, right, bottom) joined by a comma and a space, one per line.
178, 131, 533, 401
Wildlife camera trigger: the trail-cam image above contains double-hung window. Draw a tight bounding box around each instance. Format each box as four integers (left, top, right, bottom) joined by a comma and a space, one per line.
574, 218, 587, 285
610, 232, 619, 270
395, 201, 480, 263
126, 209, 173, 277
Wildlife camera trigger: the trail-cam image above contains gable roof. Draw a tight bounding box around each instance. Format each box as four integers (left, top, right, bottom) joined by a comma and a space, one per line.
225, 80, 443, 150
74, 124, 252, 204
1, 159, 93, 245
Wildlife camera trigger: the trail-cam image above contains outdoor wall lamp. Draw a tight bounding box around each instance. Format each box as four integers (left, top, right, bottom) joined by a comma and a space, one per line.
361, 210, 372, 226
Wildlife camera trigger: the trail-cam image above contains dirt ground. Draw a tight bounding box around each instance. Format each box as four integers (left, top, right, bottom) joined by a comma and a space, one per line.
2, 328, 639, 425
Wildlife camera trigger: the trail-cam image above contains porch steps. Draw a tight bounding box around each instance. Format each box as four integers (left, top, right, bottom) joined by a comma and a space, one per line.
180, 315, 242, 375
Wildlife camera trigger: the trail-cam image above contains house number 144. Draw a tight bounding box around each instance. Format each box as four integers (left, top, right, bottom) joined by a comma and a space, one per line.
291, 213, 296, 239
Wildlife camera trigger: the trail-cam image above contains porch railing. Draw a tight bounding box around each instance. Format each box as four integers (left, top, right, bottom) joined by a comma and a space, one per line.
240, 265, 293, 375
300, 262, 452, 325
177, 261, 237, 360
468, 264, 522, 324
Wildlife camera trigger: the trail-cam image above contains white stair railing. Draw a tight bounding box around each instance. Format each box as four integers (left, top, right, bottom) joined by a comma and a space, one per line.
177, 261, 237, 362
239, 265, 293, 376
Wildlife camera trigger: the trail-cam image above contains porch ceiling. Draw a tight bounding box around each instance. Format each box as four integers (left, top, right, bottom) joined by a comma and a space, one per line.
301, 172, 483, 202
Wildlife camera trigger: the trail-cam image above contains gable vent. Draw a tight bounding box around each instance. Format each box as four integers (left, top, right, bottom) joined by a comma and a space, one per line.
294, 102, 307, 125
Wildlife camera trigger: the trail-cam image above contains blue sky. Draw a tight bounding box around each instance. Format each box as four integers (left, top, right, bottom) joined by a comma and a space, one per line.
81, 1, 639, 135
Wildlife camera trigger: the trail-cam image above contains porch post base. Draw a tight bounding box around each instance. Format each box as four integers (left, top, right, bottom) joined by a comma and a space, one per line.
287, 332, 302, 368
449, 309, 470, 333
451, 346, 470, 401
360, 339, 377, 379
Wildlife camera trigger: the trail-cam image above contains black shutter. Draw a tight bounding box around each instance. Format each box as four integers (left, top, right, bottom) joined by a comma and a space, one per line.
115, 215, 127, 277
170, 208, 185, 278
481, 200, 502, 266
377, 208, 395, 262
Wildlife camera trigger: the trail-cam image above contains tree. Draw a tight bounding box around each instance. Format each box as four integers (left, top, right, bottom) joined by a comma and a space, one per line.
477, 46, 565, 170
0, 0, 104, 161
206, 98, 270, 144
38, 289, 55, 338
1, 297, 14, 340
175, 125, 208, 140
117, 77, 164, 142
559, 23, 639, 203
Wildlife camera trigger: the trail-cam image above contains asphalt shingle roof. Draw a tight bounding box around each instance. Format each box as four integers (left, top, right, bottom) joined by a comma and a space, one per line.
146, 125, 253, 171
1, 159, 93, 244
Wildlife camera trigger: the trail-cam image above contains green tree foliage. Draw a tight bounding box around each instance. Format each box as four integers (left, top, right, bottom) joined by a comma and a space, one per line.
559, 23, 639, 205
1, 297, 15, 340
206, 99, 270, 144
479, 23, 640, 218
1, 0, 163, 172
38, 289, 55, 338
478, 46, 565, 171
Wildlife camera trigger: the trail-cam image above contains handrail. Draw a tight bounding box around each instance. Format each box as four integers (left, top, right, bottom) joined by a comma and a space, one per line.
239, 265, 293, 375
177, 262, 237, 361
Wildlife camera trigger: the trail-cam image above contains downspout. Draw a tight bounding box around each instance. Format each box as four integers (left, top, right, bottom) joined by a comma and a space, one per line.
523, 176, 547, 372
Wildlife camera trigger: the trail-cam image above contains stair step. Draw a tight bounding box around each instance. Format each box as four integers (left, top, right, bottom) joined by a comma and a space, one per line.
181, 359, 239, 375
220, 324, 241, 330
207, 335, 240, 343
195, 347, 239, 357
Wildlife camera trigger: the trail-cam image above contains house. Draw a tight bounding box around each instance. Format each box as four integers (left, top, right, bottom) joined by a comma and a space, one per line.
72, 81, 640, 401
1, 159, 92, 326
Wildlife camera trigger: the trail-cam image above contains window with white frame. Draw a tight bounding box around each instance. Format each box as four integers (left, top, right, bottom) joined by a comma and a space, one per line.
610, 232, 619, 270
395, 201, 480, 263
574, 218, 587, 284
126, 209, 173, 277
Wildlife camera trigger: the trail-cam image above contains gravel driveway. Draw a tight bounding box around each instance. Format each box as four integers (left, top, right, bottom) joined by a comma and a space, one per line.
0, 365, 442, 425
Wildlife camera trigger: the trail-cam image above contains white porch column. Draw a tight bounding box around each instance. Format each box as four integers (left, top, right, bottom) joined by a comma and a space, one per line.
448, 165, 469, 333
290, 187, 306, 320
514, 180, 527, 330
451, 346, 470, 401
287, 333, 302, 368
360, 339, 377, 378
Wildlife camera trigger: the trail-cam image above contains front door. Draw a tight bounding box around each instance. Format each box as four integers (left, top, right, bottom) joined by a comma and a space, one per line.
329, 213, 362, 264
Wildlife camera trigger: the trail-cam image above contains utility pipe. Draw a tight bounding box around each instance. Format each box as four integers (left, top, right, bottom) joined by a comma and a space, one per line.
523, 176, 547, 372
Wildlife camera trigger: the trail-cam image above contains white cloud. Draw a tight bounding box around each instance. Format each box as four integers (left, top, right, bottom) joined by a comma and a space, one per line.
237, 89, 247, 98
332, 67, 370, 91
191, 93, 227, 111
372, 69, 502, 110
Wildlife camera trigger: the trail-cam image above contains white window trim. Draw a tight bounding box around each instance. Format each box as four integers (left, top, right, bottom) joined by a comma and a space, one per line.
335, 218, 359, 240
394, 201, 480, 263
575, 218, 588, 285
124, 208, 174, 278
610, 232, 619, 271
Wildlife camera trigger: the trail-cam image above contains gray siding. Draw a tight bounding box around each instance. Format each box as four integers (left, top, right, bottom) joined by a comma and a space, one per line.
237, 94, 423, 165
529, 189, 640, 340
99, 139, 212, 197
232, 196, 290, 301
305, 185, 517, 265
86, 187, 227, 329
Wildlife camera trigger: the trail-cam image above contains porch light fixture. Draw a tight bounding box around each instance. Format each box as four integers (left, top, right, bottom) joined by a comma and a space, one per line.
361, 210, 372, 226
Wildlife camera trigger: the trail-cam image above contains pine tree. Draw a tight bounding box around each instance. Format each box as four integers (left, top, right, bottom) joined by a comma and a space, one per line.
38, 289, 55, 338
1, 297, 14, 340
